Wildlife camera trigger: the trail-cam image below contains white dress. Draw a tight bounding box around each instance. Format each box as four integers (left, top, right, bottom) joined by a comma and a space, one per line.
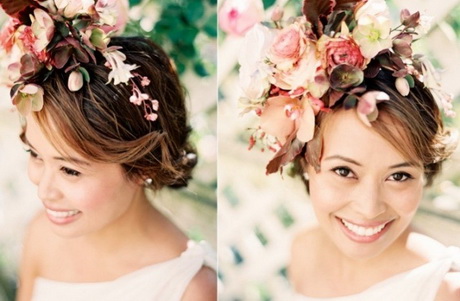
292, 246, 460, 301
31, 240, 216, 301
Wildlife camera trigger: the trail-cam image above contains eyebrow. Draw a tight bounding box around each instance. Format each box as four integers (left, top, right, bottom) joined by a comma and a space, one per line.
324, 155, 420, 169
24, 137, 90, 167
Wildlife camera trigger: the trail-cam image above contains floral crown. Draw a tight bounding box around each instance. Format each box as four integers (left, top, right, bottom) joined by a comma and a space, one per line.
0, 0, 159, 121
238, 0, 456, 174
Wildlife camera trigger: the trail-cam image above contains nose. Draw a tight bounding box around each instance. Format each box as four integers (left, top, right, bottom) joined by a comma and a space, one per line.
30, 166, 62, 202
349, 179, 386, 219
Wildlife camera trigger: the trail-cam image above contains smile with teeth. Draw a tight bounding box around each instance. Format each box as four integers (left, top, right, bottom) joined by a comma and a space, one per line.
46, 208, 80, 218
341, 219, 387, 237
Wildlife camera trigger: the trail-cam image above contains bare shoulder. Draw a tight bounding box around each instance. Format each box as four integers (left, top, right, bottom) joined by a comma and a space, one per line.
181, 266, 217, 301
435, 272, 460, 301
405, 231, 448, 261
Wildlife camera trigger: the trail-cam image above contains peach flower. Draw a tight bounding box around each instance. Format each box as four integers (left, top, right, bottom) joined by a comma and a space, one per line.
260, 95, 315, 145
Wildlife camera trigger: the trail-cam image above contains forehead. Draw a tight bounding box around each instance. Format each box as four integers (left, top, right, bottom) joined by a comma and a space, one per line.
321, 109, 413, 164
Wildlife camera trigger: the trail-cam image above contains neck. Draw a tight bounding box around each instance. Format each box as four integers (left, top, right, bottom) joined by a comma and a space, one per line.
74, 187, 159, 253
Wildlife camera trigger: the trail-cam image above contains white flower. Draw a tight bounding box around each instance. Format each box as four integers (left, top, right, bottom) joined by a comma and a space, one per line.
352, 14, 392, 58
238, 24, 275, 102
103, 48, 138, 85
355, 0, 389, 20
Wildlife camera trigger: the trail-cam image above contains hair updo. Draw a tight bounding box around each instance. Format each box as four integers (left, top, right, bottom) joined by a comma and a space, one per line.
28, 36, 197, 190
297, 68, 457, 188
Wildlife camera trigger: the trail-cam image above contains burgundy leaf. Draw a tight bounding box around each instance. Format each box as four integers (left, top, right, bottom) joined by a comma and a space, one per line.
20, 53, 43, 79
0, 0, 45, 23
302, 0, 334, 36
266, 133, 304, 174
51, 45, 72, 69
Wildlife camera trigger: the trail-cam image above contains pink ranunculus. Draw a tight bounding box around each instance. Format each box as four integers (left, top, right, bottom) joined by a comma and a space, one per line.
268, 21, 308, 71
218, 0, 264, 36
259, 95, 315, 145
317, 35, 366, 73
270, 42, 328, 98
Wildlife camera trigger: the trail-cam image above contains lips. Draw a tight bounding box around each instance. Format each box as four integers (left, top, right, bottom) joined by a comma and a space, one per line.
337, 217, 394, 243
45, 207, 82, 225
46, 208, 80, 218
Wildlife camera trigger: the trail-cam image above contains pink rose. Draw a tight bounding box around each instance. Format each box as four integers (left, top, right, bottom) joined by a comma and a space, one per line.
317, 35, 366, 73
268, 21, 307, 71
218, 0, 264, 36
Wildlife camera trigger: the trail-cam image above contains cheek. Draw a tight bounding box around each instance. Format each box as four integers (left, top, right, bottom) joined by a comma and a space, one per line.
308, 173, 345, 213
386, 184, 423, 216
28, 161, 41, 186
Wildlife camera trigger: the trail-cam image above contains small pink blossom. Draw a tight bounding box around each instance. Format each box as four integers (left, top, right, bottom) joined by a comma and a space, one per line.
141, 76, 150, 87
129, 87, 149, 105
395, 77, 410, 96
145, 113, 158, 121
68, 70, 84, 91
218, 0, 264, 36
356, 91, 389, 126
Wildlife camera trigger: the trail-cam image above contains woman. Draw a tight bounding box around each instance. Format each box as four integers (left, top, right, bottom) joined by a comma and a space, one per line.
0, 1, 216, 300
237, 0, 459, 299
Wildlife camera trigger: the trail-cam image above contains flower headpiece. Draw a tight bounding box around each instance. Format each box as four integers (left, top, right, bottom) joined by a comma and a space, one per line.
238, 0, 456, 174
0, 0, 159, 121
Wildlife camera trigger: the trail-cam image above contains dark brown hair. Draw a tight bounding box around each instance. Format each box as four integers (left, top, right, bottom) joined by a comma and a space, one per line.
296, 68, 457, 188
27, 36, 197, 190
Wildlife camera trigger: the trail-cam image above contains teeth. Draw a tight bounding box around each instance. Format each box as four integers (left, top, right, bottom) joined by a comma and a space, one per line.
46, 209, 80, 218
341, 219, 386, 237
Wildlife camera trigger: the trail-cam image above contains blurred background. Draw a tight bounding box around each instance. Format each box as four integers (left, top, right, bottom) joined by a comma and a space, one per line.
0, 1, 217, 300
218, 0, 460, 300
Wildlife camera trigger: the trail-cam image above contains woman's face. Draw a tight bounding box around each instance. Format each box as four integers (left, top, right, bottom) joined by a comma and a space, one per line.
24, 116, 144, 238
306, 109, 424, 260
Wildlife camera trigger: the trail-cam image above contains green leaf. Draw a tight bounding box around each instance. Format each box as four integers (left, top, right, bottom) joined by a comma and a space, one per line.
79, 67, 90, 82
128, 0, 142, 7
184, 0, 205, 23
343, 94, 358, 109
193, 61, 209, 77
207, 0, 217, 5
405, 74, 415, 88
202, 13, 217, 37
263, 0, 276, 9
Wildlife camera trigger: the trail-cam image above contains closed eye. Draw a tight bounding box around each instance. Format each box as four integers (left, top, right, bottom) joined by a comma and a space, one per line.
387, 172, 412, 182
60, 167, 81, 177
25, 148, 40, 160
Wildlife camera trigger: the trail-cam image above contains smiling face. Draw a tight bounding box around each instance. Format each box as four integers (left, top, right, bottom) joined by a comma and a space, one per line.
306, 109, 424, 260
24, 115, 145, 238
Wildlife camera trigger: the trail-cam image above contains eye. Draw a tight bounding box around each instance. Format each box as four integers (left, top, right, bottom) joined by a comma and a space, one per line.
332, 167, 355, 178
388, 172, 412, 182
60, 166, 81, 177
25, 148, 40, 160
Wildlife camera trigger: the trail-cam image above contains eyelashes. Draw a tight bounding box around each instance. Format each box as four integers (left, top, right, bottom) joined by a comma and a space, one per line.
25, 148, 81, 177
330, 166, 414, 182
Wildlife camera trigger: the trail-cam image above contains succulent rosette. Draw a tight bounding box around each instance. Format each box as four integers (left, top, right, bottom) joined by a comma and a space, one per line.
238, 0, 456, 174
0, 0, 159, 121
